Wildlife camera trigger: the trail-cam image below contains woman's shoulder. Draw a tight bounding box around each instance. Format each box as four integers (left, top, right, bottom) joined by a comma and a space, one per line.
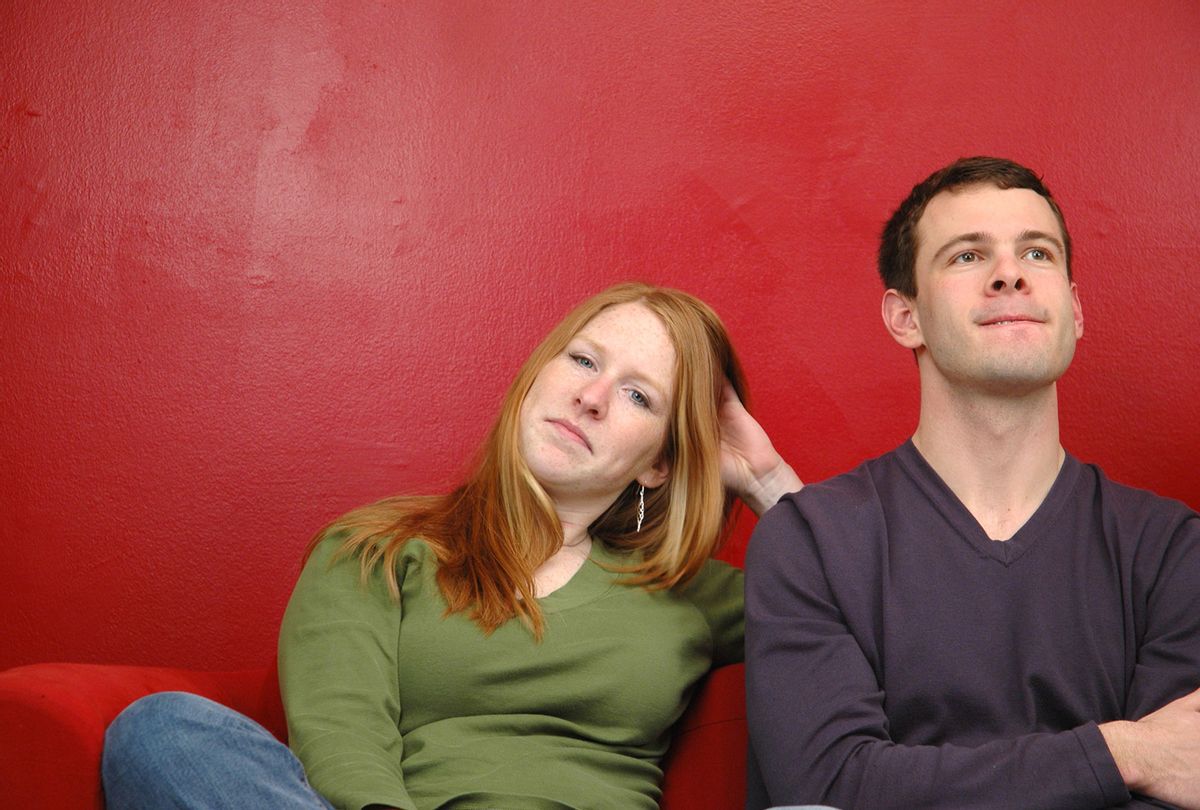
595, 539, 743, 597
306, 525, 438, 576
673, 556, 743, 604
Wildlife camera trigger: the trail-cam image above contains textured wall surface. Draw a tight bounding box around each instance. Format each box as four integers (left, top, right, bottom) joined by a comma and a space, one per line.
3, 0, 1198, 670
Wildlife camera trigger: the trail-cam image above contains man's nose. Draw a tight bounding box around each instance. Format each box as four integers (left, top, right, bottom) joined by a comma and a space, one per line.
987, 253, 1028, 293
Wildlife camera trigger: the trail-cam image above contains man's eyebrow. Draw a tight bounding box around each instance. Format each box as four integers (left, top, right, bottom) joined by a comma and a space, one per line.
1016, 230, 1065, 255
930, 232, 991, 264
929, 230, 1066, 264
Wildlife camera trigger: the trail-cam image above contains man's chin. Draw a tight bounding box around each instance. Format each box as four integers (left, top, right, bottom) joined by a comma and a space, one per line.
971, 362, 1070, 397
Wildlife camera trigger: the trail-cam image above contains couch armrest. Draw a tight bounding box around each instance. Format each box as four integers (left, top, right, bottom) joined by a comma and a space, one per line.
0, 662, 282, 808
660, 663, 747, 809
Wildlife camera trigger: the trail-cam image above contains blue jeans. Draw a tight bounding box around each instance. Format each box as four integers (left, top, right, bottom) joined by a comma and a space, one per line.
102, 691, 333, 809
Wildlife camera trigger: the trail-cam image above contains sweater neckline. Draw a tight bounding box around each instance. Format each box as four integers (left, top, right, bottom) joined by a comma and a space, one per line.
537, 538, 620, 611
894, 439, 1081, 566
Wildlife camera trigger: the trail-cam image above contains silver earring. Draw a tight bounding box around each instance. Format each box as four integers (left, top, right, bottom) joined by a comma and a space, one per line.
636, 484, 645, 532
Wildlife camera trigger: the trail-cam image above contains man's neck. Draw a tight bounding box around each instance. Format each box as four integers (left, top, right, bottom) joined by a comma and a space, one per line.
912, 382, 1065, 541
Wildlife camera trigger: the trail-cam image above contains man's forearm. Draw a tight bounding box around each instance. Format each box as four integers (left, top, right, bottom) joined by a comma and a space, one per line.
1098, 688, 1200, 810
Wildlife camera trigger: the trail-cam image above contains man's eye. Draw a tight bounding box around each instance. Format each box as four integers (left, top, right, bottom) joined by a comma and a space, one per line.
953, 251, 979, 264
1026, 248, 1049, 261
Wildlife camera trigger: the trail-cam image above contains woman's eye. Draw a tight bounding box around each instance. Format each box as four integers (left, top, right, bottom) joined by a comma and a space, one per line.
628, 389, 649, 408
571, 354, 595, 370
953, 251, 979, 264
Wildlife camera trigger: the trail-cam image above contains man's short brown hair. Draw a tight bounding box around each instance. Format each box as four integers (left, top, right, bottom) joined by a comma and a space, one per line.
878, 156, 1072, 297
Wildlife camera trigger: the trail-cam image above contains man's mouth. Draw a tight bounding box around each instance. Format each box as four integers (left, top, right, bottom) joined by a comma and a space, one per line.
979, 315, 1043, 326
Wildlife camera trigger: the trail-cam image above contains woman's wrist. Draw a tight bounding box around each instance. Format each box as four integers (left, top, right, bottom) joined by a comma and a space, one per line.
740, 459, 803, 516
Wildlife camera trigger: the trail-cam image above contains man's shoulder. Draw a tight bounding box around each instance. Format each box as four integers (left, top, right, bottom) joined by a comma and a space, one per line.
778, 446, 904, 516
752, 447, 904, 557
748, 449, 907, 590
1078, 459, 1199, 536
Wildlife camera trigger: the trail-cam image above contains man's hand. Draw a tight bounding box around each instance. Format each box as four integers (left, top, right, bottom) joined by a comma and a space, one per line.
1100, 686, 1200, 810
717, 382, 802, 516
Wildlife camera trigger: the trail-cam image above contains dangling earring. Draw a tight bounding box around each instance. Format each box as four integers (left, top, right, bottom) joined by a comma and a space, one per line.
636, 484, 646, 532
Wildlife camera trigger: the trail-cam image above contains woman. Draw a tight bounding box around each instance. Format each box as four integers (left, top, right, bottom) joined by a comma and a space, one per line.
102, 282, 802, 809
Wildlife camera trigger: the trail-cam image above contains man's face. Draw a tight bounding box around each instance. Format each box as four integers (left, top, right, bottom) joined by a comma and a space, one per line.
899, 184, 1084, 396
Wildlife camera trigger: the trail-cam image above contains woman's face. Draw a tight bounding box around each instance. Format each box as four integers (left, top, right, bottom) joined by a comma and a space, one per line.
518, 302, 676, 515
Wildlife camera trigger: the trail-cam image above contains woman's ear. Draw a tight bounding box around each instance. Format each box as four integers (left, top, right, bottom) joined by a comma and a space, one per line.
882, 289, 924, 350
637, 456, 671, 490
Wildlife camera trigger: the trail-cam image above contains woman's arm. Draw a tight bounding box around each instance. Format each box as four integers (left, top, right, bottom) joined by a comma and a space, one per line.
718, 382, 802, 516
278, 536, 416, 810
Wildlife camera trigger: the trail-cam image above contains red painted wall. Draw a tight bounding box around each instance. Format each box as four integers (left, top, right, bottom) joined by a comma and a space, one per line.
3, 1, 1198, 671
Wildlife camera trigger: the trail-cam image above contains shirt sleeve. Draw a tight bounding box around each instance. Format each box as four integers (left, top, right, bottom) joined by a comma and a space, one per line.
744, 497, 1132, 810
678, 558, 745, 667
1125, 512, 1200, 719
278, 534, 417, 810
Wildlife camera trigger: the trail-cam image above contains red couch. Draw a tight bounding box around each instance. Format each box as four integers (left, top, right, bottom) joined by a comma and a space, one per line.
0, 660, 747, 808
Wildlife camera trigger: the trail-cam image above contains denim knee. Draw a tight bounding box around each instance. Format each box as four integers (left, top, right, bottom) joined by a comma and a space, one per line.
104, 692, 287, 810
106, 692, 214, 754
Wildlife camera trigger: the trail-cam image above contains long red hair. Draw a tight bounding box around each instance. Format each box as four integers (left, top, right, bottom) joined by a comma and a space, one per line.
313, 282, 748, 637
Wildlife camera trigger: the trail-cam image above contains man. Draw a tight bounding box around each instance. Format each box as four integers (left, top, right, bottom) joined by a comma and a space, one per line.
745, 157, 1200, 809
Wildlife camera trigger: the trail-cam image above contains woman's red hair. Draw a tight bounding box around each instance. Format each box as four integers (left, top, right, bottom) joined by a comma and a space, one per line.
313, 282, 748, 638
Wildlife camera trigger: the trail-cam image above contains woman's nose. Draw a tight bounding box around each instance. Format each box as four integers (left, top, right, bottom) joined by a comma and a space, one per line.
575, 379, 608, 417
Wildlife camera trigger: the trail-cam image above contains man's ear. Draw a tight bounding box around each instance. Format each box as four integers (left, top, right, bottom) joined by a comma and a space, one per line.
882, 289, 923, 350
1070, 281, 1084, 339
637, 456, 671, 490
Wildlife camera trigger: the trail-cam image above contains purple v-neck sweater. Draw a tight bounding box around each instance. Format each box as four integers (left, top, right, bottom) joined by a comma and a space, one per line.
746, 441, 1200, 809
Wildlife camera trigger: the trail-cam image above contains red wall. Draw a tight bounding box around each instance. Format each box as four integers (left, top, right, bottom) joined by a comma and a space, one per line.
3, 1, 1198, 671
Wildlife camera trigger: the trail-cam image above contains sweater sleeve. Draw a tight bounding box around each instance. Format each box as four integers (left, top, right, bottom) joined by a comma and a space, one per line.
1124, 512, 1200, 719
277, 535, 416, 810
744, 498, 1131, 810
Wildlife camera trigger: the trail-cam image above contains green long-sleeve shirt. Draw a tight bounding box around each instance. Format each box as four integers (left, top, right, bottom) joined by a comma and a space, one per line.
278, 535, 743, 810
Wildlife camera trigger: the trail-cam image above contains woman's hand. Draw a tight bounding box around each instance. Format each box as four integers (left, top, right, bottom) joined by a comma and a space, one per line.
718, 382, 803, 516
